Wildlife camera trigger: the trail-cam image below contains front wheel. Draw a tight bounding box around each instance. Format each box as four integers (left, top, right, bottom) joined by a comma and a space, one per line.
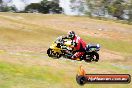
47, 48, 52, 57
56, 52, 61, 58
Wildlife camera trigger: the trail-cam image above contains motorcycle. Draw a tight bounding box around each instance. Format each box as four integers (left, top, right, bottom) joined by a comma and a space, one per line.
81, 44, 100, 62
47, 36, 100, 62
47, 37, 73, 58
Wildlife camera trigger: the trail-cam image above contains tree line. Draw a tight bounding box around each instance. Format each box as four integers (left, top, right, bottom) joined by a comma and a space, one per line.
0, 0, 63, 14
0, 0, 17, 12
0, 0, 131, 22
24, 0, 62, 13
71, 0, 132, 21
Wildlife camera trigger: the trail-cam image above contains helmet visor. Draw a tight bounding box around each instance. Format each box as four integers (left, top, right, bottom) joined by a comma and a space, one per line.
68, 34, 74, 38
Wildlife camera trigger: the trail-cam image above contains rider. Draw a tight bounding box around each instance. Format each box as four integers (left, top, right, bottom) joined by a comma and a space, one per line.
67, 31, 86, 60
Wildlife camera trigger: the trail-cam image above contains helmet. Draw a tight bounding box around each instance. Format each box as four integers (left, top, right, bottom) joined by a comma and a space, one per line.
67, 31, 75, 39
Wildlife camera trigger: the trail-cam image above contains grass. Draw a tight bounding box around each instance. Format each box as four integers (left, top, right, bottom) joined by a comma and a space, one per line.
84, 15, 132, 25
0, 58, 131, 88
0, 50, 131, 88
0, 51, 131, 88
0, 12, 131, 88
0, 24, 64, 48
0, 62, 62, 82
0, 61, 63, 88
81, 35, 132, 54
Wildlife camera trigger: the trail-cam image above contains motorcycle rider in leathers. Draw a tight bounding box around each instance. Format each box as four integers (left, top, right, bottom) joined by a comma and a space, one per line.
67, 31, 86, 60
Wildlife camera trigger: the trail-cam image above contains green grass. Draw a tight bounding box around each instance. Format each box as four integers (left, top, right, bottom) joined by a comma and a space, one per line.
0, 50, 131, 88
0, 25, 64, 48
84, 15, 132, 25
0, 62, 62, 82
0, 59, 131, 88
0, 61, 66, 88
81, 35, 132, 54
0, 12, 131, 88
0, 12, 131, 53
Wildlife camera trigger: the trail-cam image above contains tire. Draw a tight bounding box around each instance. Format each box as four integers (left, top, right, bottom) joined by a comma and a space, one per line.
92, 52, 99, 62
56, 52, 61, 58
47, 48, 52, 57
80, 55, 84, 61
84, 53, 92, 62
76, 75, 86, 85
87, 58, 92, 62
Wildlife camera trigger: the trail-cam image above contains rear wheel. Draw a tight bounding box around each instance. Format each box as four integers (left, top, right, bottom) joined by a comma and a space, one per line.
92, 52, 99, 62
84, 52, 99, 62
84, 53, 92, 62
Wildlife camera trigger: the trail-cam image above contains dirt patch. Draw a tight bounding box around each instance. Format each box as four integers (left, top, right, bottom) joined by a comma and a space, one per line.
34, 18, 132, 41
111, 63, 132, 70
100, 49, 124, 62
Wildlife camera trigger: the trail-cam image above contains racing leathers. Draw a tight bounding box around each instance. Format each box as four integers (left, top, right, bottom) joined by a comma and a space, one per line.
71, 35, 86, 60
